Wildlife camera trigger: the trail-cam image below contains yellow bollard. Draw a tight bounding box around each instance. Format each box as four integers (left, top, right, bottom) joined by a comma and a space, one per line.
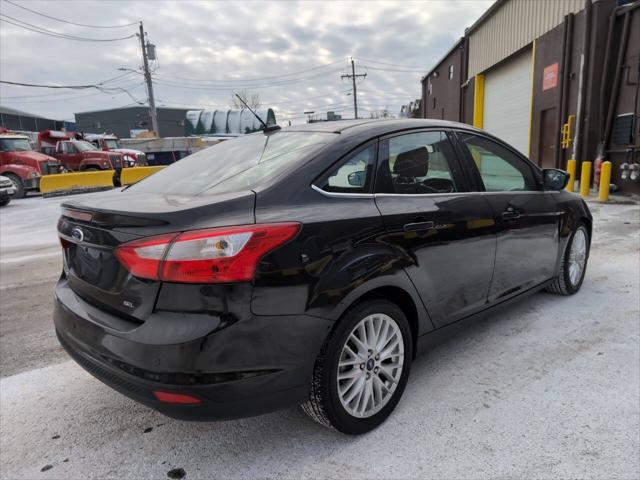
598, 161, 612, 202
579, 161, 592, 197
566, 159, 576, 192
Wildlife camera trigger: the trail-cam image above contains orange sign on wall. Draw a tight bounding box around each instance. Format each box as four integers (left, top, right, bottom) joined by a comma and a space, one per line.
543, 63, 559, 91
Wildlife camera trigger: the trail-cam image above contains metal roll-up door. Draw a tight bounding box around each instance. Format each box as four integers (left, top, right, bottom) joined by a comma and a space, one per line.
483, 48, 533, 156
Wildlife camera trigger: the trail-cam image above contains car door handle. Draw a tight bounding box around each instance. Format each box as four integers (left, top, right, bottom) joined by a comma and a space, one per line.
501, 210, 521, 220
403, 221, 435, 232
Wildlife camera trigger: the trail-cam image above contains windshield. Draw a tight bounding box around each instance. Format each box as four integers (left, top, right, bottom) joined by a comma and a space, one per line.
129, 131, 336, 196
104, 139, 119, 149
0, 138, 32, 152
74, 141, 98, 152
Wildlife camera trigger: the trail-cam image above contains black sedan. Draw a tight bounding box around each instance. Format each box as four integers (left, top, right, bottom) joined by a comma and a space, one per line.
54, 119, 591, 434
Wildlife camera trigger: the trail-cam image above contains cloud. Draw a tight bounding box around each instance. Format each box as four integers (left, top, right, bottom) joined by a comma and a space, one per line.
0, 0, 492, 123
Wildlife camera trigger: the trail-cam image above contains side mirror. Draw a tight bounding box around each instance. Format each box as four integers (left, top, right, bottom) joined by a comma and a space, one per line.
347, 170, 365, 187
542, 168, 569, 191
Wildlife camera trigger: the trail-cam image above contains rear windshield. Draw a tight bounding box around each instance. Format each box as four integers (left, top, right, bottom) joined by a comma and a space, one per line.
128, 131, 336, 196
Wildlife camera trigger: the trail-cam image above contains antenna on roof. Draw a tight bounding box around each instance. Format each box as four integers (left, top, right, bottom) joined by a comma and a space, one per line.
234, 94, 281, 133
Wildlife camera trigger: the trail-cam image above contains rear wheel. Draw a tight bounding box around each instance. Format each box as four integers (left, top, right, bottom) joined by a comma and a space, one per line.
5, 173, 26, 199
546, 223, 589, 295
302, 299, 412, 434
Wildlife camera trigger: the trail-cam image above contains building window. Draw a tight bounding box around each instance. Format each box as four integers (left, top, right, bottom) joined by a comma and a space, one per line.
432, 97, 436, 109
427, 79, 432, 96
448, 64, 454, 80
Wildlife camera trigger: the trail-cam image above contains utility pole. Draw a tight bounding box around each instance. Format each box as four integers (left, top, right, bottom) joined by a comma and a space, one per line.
341, 58, 367, 119
139, 22, 159, 135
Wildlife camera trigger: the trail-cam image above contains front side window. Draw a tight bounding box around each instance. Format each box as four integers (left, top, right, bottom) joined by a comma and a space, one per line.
104, 139, 119, 149
376, 131, 459, 194
317, 145, 375, 194
459, 133, 538, 192
74, 141, 98, 152
62, 143, 76, 154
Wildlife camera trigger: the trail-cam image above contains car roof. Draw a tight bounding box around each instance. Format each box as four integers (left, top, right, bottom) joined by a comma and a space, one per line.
0, 134, 29, 139
281, 118, 482, 136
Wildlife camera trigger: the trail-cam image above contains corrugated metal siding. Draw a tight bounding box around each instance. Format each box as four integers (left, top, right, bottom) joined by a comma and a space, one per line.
468, 0, 584, 77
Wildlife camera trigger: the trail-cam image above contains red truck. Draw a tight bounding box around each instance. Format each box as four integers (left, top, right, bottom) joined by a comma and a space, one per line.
84, 133, 147, 167
0, 129, 63, 198
37, 130, 125, 172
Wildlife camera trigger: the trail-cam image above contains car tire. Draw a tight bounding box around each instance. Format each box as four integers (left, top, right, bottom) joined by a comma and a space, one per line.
0, 198, 10, 207
302, 299, 412, 435
546, 223, 589, 295
4, 173, 26, 199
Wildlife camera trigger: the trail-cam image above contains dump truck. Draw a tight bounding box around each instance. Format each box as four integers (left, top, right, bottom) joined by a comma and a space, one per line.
0, 128, 63, 198
83, 133, 147, 167
37, 130, 124, 172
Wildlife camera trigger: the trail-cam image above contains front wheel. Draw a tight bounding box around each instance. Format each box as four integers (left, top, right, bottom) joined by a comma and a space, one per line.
546, 223, 590, 295
302, 299, 412, 434
4, 174, 25, 199
0, 197, 10, 207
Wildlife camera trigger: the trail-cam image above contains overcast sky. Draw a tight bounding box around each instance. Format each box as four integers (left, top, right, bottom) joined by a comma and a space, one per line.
0, 0, 492, 124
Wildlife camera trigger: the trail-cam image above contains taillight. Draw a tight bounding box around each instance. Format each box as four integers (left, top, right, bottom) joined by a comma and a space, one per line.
114, 223, 300, 283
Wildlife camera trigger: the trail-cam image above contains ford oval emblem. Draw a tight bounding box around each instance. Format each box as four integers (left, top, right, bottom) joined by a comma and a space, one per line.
71, 227, 84, 242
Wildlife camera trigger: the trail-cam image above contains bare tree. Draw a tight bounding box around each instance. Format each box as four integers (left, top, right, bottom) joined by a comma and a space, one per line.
369, 106, 393, 119
230, 89, 261, 110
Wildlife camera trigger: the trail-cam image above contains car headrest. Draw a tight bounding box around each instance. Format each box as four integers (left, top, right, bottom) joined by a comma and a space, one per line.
392, 146, 429, 178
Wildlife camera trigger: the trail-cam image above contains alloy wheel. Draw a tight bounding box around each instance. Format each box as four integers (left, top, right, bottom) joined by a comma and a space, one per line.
568, 228, 587, 287
336, 313, 404, 418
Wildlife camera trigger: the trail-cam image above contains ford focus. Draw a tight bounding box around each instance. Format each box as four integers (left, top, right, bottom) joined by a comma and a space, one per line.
54, 119, 591, 434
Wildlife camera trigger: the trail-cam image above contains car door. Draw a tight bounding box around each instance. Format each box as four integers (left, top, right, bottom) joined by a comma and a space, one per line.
56, 143, 80, 170
373, 129, 496, 328
454, 131, 562, 302
55, 143, 68, 167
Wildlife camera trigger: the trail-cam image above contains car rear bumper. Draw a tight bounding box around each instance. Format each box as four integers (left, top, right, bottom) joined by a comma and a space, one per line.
53, 278, 332, 421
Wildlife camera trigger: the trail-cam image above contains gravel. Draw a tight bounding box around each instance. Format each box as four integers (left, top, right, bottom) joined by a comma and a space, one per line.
0, 193, 638, 479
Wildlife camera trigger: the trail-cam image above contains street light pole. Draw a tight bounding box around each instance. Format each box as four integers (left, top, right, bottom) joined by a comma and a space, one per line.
138, 22, 159, 136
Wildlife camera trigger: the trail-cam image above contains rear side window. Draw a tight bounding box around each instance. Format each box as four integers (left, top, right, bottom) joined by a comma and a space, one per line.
459, 133, 538, 192
376, 131, 460, 194
317, 145, 375, 194
129, 132, 336, 196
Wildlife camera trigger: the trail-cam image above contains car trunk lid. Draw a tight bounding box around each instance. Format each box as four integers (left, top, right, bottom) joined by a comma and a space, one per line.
58, 189, 255, 321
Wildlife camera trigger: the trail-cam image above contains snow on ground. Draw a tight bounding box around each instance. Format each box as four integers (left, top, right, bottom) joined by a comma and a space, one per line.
0, 193, 98, 263
0, 193, 638, 479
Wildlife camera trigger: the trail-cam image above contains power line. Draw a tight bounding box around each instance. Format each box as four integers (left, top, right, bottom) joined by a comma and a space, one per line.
154, 89, 353, 110
0, 72, 139, 89
354, 57, 427, 70
360, 65, 425, 74
152, 67, 345, 90
0, 14, 136, 41
1, 83, 146, 104
153, 59, 347, 84
3, 0, 139, 28
152, 66, 345, 89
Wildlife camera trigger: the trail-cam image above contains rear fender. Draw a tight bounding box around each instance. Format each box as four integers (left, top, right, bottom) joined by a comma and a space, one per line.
552, 192, 593, 272
320, 254, 434, 335
252, 240, 434, 335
